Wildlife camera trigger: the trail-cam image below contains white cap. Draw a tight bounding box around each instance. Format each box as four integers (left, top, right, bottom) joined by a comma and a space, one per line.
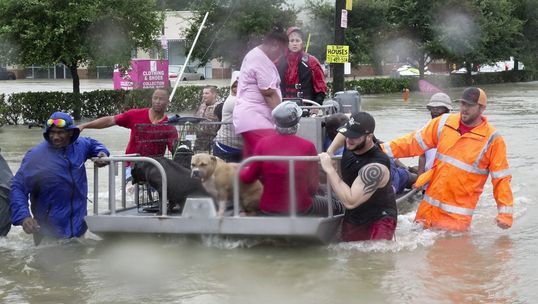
426, 93, 453, 110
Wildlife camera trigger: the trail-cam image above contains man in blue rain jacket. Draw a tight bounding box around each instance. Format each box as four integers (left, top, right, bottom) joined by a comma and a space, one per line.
10, 112, 109, 240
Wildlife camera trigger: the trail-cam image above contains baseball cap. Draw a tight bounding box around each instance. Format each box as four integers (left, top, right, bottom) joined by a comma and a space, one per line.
426, 93, 453, 110
455, 87, 487, 106
337, 112, 375, 138
272, 101, 302, 128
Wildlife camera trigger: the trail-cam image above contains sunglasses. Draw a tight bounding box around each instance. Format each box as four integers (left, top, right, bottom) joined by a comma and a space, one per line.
47, 118, 70, 128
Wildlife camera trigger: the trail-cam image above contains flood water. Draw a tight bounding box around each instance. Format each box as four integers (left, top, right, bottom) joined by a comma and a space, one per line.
0, 81, 537, 303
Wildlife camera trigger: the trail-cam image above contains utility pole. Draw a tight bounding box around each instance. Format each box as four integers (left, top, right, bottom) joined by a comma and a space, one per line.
333, 0, 345, 93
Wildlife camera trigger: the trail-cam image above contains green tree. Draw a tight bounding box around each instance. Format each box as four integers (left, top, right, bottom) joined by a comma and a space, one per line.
183, 0, 297, 69
0, 0, 163, 117
304, 0, 391, 75
158, 0, 191, 11
303, 0, 334, 63
386, 0, 445, 79
433, 0, 522, 75
346, 0, 390, 75
511, 0, 538, 70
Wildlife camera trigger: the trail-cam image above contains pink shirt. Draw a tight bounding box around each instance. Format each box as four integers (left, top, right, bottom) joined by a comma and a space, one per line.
115, 108, 177, 156
233, 47, 282, 134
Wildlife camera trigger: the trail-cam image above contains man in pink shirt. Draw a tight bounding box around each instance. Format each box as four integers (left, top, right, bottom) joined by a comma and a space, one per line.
79, 88, 178, 157
233, 27, 288, 157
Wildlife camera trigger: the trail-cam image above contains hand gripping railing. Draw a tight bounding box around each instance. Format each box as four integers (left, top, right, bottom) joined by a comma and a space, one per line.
92, 156, 168, 216
234, 155, 336, 218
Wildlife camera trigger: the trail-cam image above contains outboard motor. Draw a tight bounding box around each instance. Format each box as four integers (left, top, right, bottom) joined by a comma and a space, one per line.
334, 90, 361, 114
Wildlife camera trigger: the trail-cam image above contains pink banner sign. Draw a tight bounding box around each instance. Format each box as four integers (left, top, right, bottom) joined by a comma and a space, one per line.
418, 79, 443, 93
113, 59, 169, 90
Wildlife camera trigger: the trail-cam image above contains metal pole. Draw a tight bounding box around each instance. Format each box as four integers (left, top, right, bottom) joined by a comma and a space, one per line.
326, 179, 333, 217
121, 162, 126, 208
99, 156, 168, 216
109, 161, 116, 215
170, 12, 209, 101
233, 165, 241, 217
288, 160, 297, 218
93, 166, 99, 215
333, 0, 346, 93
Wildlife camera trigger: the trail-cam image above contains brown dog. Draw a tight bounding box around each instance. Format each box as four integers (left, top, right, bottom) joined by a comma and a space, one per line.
190, 153, 261, 216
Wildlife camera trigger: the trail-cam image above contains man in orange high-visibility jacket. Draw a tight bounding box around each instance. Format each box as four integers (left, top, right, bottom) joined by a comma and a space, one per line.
382, 87, 513, 231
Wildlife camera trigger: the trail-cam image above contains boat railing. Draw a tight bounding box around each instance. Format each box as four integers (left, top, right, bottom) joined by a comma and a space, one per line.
92, 155, 168, 216
93, 154, 417, 219
234, 155, 339, 218
93, 154, 342, 220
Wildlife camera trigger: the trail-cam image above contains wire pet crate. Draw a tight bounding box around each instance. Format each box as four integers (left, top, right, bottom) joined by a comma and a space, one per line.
175, 121, 241, 154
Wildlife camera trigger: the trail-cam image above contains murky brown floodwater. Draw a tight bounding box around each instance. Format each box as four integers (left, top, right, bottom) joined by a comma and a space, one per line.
0, 81, 536, 303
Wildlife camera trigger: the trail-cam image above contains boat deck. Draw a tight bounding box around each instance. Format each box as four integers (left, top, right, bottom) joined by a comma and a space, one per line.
86, 204, 344, 244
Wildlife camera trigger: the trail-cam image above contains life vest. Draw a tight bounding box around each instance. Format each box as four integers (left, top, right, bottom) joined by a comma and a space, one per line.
340, 145, 397, 226
382, 113, 513, 231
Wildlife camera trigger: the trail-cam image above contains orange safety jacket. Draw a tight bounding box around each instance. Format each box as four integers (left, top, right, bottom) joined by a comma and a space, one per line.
382, 113, 513, 231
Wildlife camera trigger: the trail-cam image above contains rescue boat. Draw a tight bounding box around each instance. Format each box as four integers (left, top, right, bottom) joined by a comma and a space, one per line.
85, 96, 420, 244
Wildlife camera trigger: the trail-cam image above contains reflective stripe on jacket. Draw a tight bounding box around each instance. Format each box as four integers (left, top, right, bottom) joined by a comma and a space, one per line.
382, 113, 513, 231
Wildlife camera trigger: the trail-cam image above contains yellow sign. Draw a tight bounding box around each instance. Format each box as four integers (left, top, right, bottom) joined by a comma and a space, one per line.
346, 0, 352, 10
326, 45, 349, 63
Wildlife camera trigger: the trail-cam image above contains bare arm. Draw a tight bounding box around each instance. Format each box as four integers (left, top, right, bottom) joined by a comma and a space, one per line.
78, 116, 116, 131
327, 133, 346, 156
260, 88, 281, 109
319, 153, 390, 209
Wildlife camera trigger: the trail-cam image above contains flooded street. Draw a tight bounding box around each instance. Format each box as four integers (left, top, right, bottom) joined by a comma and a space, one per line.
0, 81, 537, 303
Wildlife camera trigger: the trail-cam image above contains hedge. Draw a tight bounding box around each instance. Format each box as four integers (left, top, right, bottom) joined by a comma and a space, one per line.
0, 70, 535, 126
0, 85, 231, 125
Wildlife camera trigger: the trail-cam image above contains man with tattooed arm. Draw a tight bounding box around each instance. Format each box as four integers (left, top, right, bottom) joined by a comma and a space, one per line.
319, 112, 397, 242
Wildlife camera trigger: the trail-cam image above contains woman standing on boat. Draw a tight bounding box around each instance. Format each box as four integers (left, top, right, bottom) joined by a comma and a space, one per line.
233, 27, 288, 158
278, 27, 327, 103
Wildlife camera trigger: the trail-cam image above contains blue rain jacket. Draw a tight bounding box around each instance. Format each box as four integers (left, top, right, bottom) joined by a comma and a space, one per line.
10, 115, 109, 238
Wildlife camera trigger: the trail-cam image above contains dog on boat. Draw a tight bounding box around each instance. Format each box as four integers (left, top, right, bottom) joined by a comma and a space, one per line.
190, 153, 262, 216
131, 152, 208, 214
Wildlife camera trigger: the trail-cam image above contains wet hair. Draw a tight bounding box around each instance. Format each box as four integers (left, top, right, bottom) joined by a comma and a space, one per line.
276, 124, 299, 135
325, 113, 349, 140
203, 85, 218, 94
287, 27, 305, 40
263, 25, 288, 46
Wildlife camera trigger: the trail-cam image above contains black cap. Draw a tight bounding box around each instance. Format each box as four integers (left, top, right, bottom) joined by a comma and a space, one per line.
337, 112, 375, 138
455, 87, 487, 106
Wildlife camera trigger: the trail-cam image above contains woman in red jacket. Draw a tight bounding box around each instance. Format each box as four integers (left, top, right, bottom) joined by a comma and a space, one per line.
278, 27, 327, 104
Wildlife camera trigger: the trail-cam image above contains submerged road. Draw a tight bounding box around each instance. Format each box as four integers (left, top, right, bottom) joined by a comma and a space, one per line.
0, 81, 536, 303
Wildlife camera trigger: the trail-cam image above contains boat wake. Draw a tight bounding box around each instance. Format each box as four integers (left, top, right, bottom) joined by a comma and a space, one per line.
328, 212, 442, 253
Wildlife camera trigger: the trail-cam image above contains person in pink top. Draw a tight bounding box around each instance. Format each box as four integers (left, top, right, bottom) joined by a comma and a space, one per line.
79, 88, 177, 157
240, 101, 344, 216
233, 27, 288, 157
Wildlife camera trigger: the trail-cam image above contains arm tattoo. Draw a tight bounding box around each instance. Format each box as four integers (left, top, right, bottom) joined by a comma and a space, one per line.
359, 164, 384, 195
